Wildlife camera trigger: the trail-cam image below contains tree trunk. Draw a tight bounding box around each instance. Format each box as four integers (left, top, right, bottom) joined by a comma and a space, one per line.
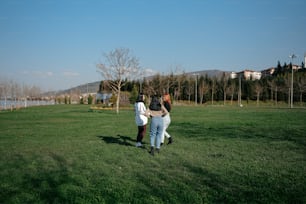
116, 89, 120, 114
288, 88, 290, 107
256, 92, 260, 106
200, 94, 203, 104
270, 86, 273, 102
275, 87, 278, 106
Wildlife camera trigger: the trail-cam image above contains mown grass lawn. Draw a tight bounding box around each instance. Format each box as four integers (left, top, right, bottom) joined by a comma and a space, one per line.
0, 105, 306, 204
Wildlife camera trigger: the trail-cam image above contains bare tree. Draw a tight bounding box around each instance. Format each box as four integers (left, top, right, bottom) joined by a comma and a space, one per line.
148, 74, 164, 95
210, 77, 217, 105
96, 48, 141, 113
296, 72, 306, 105
168, 65, 185, 102
184, 77, 194, 103
254, 81, 263, 106
142, 78, 155, 97
10, 80, 18, 109
198, 76, 209, 104
226, 79, 236, 105
270, 76, 283, 106
267, 79, 275, 103
174, 72, 187, 102
283, 73, 291, 107
221, 72, 228, 105
0, 78, 9, 110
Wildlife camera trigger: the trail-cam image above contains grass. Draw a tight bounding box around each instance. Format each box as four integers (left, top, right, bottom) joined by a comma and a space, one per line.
0, 105, 306, 204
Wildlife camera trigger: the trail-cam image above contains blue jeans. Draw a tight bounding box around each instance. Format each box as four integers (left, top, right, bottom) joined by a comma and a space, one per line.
150, 116, 164, 149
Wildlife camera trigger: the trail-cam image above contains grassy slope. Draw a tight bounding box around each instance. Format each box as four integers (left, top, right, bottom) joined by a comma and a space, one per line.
0, 105, 305, 204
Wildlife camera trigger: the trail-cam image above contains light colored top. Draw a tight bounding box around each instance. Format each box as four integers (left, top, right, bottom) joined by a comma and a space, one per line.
134, 102, 148, 126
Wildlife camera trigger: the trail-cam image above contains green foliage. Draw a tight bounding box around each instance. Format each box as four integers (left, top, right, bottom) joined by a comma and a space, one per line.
109, 94, 116, 105
88, 94, 93, 105
64, 96, 69, 104
0, 105, 306, 203
56, 97, 61, 104
129, 85, 139, 104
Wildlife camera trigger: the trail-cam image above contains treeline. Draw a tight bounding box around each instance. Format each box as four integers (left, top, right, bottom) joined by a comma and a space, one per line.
113, 64, 306, 106
0, 79, 43, 100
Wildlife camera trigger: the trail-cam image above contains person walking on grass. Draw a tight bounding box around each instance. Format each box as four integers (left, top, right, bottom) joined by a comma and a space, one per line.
161, 93, 173, 146
134, 93, 148, 147
146, 95, 168, 156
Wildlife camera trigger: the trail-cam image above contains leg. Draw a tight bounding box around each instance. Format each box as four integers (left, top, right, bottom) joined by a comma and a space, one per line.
163, 114, 171, 139
136, 125, 146, 142
164, 115, 173, 144
150, 117, 158, 148
161, 114, 171, 143
155, 117, 164, 150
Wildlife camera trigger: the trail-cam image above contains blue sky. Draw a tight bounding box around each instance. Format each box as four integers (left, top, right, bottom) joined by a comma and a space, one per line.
1, 0, 305, 91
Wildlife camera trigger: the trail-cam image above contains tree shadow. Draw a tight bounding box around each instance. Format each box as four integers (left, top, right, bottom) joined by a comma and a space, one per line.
97, 134, 137, 147
174, 121, 306, 149
1, 152, 82, 203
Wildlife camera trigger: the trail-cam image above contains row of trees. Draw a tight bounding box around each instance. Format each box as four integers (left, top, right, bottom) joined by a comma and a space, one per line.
116, 68, 306, 107
2, 48, 305, 111
0, 79, 43, 101
96, 48, 306, 113
0, 79, 55, 110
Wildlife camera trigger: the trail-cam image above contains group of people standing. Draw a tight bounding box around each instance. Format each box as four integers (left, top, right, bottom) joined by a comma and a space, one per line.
134, 93, 173, 156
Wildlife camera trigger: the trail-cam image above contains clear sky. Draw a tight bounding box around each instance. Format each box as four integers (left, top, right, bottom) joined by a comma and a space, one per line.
1, 0, 305, 91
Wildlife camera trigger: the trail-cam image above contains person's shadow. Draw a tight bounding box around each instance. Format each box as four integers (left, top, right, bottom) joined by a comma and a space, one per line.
97, 134, 138, 147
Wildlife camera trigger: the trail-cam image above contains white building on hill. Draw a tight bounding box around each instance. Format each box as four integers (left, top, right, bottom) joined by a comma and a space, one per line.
230, 70, 262, 80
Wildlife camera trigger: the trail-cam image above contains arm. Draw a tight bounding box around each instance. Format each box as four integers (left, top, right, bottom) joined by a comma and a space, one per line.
161, 105, 169, 116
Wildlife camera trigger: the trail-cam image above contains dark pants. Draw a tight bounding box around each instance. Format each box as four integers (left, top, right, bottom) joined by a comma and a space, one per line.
136, 125, 146, 142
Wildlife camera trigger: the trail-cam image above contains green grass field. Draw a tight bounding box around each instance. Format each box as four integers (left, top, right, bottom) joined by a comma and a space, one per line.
1, 105, 306, 204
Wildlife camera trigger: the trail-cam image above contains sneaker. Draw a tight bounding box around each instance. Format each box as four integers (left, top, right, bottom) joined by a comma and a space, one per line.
167, 137, 173, 145
149, 147, 154, 156
136, 142, 142, 147
156, 148, 160, 153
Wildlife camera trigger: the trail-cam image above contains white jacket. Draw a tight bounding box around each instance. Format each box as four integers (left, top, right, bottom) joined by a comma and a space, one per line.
134, 102, 148, 126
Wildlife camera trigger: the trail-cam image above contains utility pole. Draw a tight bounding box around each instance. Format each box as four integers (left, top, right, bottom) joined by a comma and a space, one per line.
289, 54, 296, 109
239, 74, 242, 107
193, 74, 199, 105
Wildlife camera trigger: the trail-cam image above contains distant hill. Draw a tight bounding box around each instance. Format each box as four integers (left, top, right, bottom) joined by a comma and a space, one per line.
59, 81, 101, 95
42, 81, 101, 96
47, 69, 230, 96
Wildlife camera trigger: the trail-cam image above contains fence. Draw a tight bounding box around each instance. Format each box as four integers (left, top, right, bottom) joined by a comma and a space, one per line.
0, 99, 55, 110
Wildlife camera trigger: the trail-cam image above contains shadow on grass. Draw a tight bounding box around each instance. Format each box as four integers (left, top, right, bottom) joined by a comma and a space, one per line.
135, 162, 236, 203
1, 152, 84, 203
174, 121, 306, 148
97, 134, 136, 147
135, 158, 304, 203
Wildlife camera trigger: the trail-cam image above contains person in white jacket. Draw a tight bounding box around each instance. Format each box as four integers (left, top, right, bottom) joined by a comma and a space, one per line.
134, 94, 148, 147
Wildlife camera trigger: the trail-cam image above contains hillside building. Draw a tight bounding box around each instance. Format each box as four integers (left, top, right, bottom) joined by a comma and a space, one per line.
230, 70, 262, 80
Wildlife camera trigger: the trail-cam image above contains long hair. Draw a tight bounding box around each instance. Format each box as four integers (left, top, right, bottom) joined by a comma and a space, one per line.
163, 93, 171, 104
149, 95, 161, 111
163, 93, 171, 112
